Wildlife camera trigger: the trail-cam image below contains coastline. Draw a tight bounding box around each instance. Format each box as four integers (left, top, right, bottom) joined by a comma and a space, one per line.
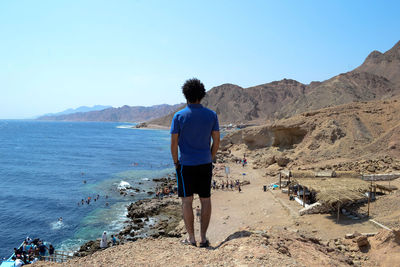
59, 158, 255, 258
73, 175, 182, 257
133, 123, 169, 130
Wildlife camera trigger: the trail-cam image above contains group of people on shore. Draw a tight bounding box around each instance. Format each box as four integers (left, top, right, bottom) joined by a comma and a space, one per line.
99, 231, 118, 249
234, 156, 247, 167
212, 179, 242, 192
11, 237, 55, 266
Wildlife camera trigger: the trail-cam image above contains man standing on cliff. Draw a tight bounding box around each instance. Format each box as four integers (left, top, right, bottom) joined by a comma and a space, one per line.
170, 78, 220, 247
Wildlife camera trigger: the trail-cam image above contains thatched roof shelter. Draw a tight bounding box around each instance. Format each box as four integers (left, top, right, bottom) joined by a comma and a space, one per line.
292, 177, 371, 207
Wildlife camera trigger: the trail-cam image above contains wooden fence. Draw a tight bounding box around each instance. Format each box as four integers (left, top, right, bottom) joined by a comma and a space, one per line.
41, 250, 74, 263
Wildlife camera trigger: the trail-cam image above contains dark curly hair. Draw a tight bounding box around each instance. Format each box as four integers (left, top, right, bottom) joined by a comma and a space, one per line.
182, 78, 206, 103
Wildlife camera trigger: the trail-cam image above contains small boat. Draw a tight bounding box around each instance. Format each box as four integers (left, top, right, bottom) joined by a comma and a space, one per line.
0, 240, 26, 267
0, 239, 52, 267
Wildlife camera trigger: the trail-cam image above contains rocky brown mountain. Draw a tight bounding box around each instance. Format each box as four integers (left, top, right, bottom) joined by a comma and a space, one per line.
355, 40, 400, 85
150, 40, 400, 126
220, 97, 400, 171
38, 104, 184, 122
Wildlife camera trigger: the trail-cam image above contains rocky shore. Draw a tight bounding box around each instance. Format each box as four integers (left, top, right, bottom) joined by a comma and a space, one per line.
74, 176, 183, 257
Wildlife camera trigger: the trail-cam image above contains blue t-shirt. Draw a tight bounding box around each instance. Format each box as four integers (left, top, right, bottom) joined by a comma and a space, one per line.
170, 104, 219, 166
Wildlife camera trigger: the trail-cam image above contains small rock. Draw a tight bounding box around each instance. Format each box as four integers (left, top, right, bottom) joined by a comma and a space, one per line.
278, 246, 290, 256
326, 247, 334, 252
367, 165, 376, 172
345, 233, 354, 239
356, 236, 369, 247
276, 157, 291, 167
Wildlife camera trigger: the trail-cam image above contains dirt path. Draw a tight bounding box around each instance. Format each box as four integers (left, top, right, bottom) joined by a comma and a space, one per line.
190, 162, 295, 245
191, 158, 381, 245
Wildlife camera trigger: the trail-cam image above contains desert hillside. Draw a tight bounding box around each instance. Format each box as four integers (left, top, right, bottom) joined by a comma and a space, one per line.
221, 97, 400, 171
151, 40, 400, 126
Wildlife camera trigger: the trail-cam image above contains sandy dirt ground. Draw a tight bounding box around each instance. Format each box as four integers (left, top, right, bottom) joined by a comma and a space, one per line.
194, 155, 380, 246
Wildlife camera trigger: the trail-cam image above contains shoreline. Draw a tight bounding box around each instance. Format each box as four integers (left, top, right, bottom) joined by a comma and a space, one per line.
74, 175, 182, 257
72, 159, 254, 257
133, 123, 169, 130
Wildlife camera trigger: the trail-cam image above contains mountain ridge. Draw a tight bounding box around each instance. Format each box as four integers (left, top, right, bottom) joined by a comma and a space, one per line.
150, 40, 400, 126
38, 104, 185, 122
38, 105, 112, 118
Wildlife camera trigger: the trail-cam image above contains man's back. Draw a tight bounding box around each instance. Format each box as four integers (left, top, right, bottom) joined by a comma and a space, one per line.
171, 104, 219, 165
170, 78, 220, 247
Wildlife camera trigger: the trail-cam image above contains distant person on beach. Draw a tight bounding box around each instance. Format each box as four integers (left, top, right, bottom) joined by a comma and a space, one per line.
111, 234, 117, 246
242, 156, 247, 167
27, 246, 34, 256
100, 231, 108, 248
48, 244, 55, 257
22, 241, 29, 252
14, 247, 22, 256
170, 78, 220, 247
11, 256, 24, 267
25, 236, 32, 245
38, 241, 48, 258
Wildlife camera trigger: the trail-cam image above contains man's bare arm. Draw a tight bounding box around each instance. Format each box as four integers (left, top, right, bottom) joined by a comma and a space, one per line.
171, 133, 179, 164
211, 130, 220, 161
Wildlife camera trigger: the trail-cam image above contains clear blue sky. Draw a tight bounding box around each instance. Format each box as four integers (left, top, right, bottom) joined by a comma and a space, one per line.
0, 0, 399, 119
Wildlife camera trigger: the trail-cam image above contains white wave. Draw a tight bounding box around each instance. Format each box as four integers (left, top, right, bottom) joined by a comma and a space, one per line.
50, 220, 64, 230
57, 238, 86, 252
117, 180, 131, 190
116, 125, 135, 129
141, 177, 150, 181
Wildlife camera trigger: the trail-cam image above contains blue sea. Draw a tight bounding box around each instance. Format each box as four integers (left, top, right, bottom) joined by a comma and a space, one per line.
0, 120, 173, 260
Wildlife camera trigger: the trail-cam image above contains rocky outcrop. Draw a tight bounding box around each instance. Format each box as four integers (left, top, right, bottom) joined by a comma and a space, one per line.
74, 175, 182, 258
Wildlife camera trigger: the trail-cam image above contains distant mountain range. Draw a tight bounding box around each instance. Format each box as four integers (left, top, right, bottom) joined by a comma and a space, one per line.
150, 40, 400, 126
39, 105, 112, 118
37, 104, 184, 122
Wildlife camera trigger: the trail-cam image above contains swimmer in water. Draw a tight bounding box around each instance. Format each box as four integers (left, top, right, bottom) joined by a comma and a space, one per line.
58, 217, 63, 222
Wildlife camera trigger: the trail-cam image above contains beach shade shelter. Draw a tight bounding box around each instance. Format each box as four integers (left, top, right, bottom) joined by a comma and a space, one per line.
291, 177, 371, 223
363, 173, 400, 194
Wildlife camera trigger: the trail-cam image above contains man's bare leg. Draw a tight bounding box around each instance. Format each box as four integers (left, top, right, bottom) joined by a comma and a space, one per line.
181, 196, 196, 243
199, 197, 211, 243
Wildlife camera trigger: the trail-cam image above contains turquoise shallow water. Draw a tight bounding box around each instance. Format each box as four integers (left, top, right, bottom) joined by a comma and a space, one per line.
0, 120, 173, 260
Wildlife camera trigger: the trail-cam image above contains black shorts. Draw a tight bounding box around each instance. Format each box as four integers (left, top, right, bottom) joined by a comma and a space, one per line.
175, 163, 213, 198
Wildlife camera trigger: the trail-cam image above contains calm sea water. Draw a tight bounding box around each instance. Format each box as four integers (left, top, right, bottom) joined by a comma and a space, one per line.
0, 120, 173, 260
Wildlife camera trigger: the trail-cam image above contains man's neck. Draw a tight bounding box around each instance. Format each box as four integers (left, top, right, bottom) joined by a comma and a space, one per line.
188, 101, 201, 105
